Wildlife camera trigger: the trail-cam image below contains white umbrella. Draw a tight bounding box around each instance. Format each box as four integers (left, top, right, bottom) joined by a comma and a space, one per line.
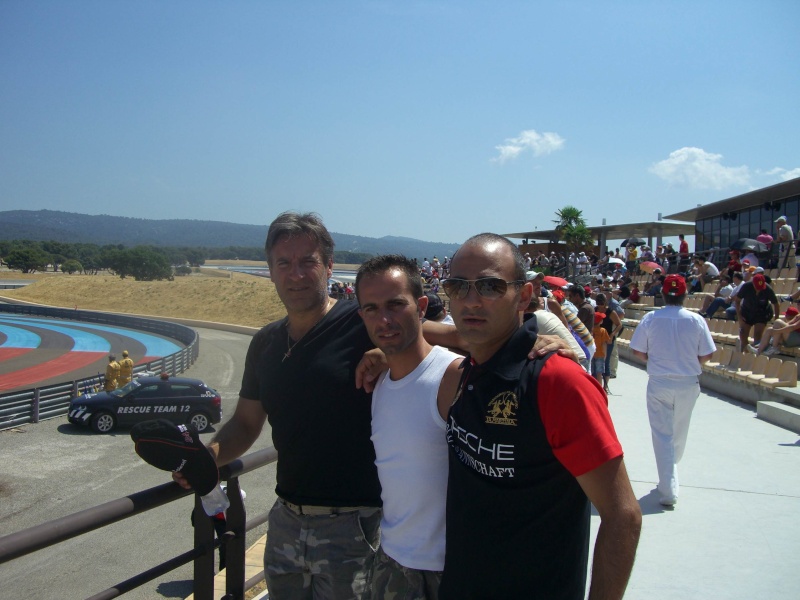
608, 257, 625, 265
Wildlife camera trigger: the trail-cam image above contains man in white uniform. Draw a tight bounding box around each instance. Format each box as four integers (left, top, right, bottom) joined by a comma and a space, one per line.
355, 255, 462, 599
630, 274, 716, 507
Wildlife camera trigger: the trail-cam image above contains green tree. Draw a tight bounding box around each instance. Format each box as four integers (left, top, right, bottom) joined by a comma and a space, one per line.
126, 246, 173, 281
5, 247, 50, 273
553, 206, 594, 253
61, 259, 83, 274
185, 248, 206, 267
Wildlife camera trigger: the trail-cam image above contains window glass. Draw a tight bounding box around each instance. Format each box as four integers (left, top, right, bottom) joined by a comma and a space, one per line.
737, 209, 749, 226
168, 385, 196, 398
134, 385, 162, 399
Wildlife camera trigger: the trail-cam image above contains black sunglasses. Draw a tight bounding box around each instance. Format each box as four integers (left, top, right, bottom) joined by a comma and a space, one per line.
442, 277, 525, 300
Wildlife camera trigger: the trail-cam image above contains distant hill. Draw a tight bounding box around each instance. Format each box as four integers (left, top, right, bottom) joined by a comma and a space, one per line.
0, 210, 461, 260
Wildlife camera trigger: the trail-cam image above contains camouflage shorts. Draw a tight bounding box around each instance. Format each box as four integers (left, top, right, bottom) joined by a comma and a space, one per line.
370, 546, 442, 600
264, 499, 381, 600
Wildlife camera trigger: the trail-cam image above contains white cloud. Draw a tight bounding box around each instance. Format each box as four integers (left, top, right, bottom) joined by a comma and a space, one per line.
763, 166, 800, 182
649, 147, 750, 189
492, 129, 565, 164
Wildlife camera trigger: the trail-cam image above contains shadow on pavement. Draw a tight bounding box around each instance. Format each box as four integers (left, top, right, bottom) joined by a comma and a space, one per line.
156, 579, 194, 598
637, 488, 669, 515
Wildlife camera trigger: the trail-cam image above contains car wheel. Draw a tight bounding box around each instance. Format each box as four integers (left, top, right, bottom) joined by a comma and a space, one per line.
91, 411, 116, 433
188, 412, 210, 433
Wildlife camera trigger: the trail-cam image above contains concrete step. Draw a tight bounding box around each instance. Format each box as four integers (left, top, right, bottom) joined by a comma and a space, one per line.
757, 400, 800, 433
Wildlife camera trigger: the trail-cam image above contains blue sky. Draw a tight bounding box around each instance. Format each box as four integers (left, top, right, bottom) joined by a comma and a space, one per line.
1, 1, 798, 247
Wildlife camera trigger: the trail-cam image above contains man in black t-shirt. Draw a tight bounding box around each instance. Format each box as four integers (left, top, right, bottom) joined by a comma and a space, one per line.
735, 273, 780, 352
175, 212, 383, 599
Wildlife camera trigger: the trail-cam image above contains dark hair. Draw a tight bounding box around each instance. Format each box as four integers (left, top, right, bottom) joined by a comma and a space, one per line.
732, 271, 744, 282
454, 233, 526, 281
568, 284, 586, 299
355, 254, 423, 303
664, 294, 685, 306
265, 212, 335, 266
595, 293, 607, 305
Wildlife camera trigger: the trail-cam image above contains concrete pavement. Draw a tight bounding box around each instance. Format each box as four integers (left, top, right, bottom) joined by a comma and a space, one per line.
594, 357, 800, 599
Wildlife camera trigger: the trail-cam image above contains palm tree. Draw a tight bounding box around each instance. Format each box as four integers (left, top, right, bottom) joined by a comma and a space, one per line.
553, 206, 594, 254
553, 206, 585, 231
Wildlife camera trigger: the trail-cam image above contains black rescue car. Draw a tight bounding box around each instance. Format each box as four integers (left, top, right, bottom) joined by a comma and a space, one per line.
68, 376, 222, 434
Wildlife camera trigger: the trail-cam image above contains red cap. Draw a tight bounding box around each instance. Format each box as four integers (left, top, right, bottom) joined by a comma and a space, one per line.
753, 274, 767, 291
552, 288, 565, 303
784, 306, 799, 319
662, 274, 687, 296
584, 285, 591, 294
594, 312, 606, 324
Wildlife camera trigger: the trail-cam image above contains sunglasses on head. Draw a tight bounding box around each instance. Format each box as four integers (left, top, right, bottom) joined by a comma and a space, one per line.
442, 277, 525, 299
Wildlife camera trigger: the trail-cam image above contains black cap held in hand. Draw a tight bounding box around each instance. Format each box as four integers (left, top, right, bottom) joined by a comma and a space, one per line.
130, 419, 219, 496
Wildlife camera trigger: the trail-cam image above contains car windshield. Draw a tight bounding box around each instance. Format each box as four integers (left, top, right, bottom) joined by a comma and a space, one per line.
110, 380, 141, 398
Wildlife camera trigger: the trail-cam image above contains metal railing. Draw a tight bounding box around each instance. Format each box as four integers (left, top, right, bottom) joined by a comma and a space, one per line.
0, 446, 278, 600
0, 304, 199, 431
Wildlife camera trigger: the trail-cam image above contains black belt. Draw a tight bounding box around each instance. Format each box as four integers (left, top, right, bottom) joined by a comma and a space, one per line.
278, 498, 367, 516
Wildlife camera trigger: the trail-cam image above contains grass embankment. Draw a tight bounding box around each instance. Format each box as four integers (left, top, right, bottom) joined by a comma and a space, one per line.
1, 268, 288, 328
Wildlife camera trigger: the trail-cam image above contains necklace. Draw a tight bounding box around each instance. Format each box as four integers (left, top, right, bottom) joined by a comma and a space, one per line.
283, 329, 300, 362
282, 298, 334, 362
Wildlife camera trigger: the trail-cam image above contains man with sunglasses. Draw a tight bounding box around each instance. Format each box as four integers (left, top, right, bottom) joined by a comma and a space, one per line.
439, 233, 641, 600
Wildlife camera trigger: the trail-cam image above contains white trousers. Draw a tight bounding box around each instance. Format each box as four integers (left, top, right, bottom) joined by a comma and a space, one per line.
646, 375, 700, 502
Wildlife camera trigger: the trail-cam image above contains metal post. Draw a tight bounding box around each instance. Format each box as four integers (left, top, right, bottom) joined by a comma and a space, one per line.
224, 478, 246, 600
32, 389, 40, 423
193, 497, 217, 600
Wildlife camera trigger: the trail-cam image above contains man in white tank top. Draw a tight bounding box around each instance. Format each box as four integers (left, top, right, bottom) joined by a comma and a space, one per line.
356, 255, 462, 599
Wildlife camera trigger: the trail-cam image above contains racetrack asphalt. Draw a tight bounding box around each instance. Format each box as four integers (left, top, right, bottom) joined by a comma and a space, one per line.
0, 314, 184, 393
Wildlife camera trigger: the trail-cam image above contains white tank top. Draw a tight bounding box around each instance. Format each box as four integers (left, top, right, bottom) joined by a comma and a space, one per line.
371, 345, 460, 571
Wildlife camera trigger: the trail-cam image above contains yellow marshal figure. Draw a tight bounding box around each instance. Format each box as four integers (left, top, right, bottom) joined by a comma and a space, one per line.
104, 355, 120, 391
118, 350, 134, 386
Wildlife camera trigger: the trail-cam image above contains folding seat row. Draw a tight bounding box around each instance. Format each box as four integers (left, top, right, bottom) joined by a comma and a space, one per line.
765, 268, 796, 281
683, 296, 704, 312
771, 279, 797, 295
616, 327, 634, 349
707, 319, 738, 345
704, 350, 797, 388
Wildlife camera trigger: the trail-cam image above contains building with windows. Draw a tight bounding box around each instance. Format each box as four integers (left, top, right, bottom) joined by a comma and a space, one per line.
665, 177, 800, 253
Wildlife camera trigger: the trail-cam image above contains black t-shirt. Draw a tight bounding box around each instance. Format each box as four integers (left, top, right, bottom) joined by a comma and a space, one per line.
239, 300, 381, 506
737, 281, 778, 322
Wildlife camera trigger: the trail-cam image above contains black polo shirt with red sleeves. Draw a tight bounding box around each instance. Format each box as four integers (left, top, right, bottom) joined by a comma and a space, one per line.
440, 324, 622, 600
